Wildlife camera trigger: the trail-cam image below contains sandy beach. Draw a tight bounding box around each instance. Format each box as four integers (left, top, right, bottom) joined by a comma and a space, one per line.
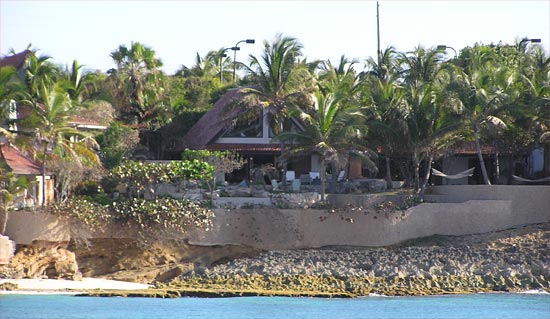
0, 278, 149, 294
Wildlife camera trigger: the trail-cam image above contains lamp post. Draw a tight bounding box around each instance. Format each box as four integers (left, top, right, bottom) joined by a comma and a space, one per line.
231, 39, 255, 83
437, 45, 457, 59
519, 38, 541, 46
518, 38, 541, 52
219, 49, 229, 83
516, 38, 541, 71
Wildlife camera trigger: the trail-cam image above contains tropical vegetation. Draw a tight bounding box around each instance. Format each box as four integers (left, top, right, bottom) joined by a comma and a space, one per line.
0, 36, 548, 224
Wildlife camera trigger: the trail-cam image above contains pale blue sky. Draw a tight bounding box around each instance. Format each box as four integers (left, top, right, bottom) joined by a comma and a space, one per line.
1, 0, 549, 74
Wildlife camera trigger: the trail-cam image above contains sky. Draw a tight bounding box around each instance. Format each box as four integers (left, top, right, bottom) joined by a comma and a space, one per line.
1, 0, 549, 75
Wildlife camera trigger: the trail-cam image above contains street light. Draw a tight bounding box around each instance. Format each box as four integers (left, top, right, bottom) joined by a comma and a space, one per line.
519, 38, 541, 46
517, 38, 541, 69
231, 39, 255, 83
437, 45, 457, 59
218, 49, 230, 83
518, 38, 541, 52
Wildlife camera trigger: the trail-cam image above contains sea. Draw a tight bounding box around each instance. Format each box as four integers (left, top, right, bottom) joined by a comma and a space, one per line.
0, 293, 549, 319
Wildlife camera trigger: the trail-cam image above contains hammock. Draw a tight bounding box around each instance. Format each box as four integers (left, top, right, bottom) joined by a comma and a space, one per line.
512, 175, 550, 183
431, 167, 475, 180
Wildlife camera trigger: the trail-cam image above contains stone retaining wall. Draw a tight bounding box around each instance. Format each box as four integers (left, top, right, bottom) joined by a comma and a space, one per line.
4, 186, 550, 248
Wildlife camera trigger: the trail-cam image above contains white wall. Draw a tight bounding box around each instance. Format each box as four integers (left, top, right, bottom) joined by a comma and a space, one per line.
5, 186, 549, 249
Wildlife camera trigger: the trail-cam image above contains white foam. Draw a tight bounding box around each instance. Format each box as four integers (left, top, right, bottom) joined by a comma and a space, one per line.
518, 289, 549, 295
0, 278, 149, 293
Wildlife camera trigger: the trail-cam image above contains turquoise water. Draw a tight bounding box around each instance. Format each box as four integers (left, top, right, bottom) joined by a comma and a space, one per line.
0, 293, 549, 319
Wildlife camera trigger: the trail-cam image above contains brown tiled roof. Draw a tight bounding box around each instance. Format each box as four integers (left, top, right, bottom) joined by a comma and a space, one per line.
68, 115, 101, 126
0, 143, 42, 175
452, 144, 497, 155
0, 50, 30, 69
206, 143, 281, 153
181, 88, 245, 150
67, 115, 106, 130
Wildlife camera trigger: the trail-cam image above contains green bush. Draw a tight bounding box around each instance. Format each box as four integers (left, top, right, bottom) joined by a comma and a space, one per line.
47, 197, 214, 235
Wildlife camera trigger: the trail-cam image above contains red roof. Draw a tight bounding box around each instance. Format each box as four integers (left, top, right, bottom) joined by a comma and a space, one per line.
206, 143, 281, 153
452, 144, 497, 155
68, 115, 100, 126
0, 144, 42, 175
0, 50, 30, 69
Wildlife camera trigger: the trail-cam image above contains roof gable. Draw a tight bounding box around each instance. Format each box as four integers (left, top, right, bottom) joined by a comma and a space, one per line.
0, 50, 31, 70
0, 143, 42, 175
180, 88, 243, 149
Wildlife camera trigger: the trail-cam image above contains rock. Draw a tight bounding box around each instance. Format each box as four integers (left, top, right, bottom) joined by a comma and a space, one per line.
271, 192, 319, 209
0, 282, 18, 291
8, 242, 79, 280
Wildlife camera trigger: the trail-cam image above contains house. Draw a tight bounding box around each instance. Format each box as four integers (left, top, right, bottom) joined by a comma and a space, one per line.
1, 51, 105, 205
0, 50, 30, 70
178, 89, 324, 182
433, 142, 549, 185
0, 143, 54, 207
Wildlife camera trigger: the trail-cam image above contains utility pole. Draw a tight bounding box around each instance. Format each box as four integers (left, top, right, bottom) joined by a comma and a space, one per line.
376, 0, 381, 63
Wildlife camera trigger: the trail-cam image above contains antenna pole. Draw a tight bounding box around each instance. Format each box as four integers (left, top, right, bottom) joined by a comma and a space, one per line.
376, 1, 381, 62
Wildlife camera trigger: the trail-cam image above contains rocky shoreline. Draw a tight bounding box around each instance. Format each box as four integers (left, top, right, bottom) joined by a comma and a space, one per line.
157, 223, 550, 297
3, 223, 549, 298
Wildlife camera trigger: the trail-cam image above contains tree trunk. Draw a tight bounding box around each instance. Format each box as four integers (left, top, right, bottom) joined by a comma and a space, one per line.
42, 143, 48, 207
413, 149, 420, 193
280, 142, 287, 189
399, 161, 412, 188
474, 126, 491, 185
419, 154, 434, 200
319, 156, 326, 201
385, 156, 393, 190
494, 152, 500, 184
328, 162, 338, 194
0, 203, 8, 235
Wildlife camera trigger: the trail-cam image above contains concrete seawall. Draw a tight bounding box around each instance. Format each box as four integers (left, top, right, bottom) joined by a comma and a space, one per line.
188, 185, 549, 248
4, 186, 550, 248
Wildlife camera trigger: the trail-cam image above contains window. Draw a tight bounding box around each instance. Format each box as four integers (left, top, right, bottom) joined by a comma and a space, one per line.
223, 110, 263, 138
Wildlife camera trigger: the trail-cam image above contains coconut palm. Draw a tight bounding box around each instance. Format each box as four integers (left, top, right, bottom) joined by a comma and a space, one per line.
450, 45, 514, 184
233, 34, 316, 184
399, 47, 461, 194
363, 47, 405, 189
32, 82, 99, 204
0, 171, 29, 235
23, 51, 59, 98
240, 34, 315, 133
62, 60, 93, 104
276, 87, 371, 200
0, 65, 26, 140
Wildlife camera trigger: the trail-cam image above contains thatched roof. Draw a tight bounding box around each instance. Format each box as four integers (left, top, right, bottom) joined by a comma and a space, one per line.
180, 88, 244, 150
0, 50, 30, 70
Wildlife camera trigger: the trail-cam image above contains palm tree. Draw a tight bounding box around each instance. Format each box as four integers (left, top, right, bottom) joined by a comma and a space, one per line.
276, 86, 371, 200
23, 50, 59, 98
62, 60, 93, 104
451, 45, 513, 184
109, 42, 168, 128
235, 34, 316, 183
399, 47, 461, 195
0, 171, 29, 235
0, 65, 25, 141
32, 82, 99, 204
363, 47, 405, 189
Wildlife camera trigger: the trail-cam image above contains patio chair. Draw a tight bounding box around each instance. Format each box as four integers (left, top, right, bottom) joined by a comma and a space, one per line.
286, 170, 296, 182
292, 179, 301, 192
300, 174, 312, 185
271, 179, 279, 191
